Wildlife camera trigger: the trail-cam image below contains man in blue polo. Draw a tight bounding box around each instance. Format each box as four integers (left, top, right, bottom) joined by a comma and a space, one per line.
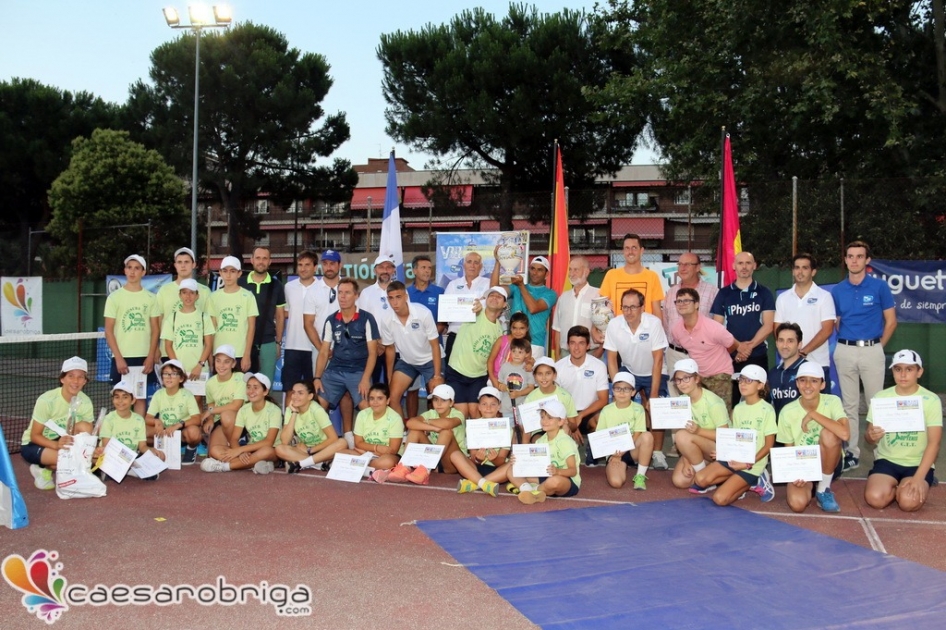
711, 251, 775, 403
407, 254, 445, 330
490, 253, 557, 351
768, 322, 808, 417
831, 240, 897, 471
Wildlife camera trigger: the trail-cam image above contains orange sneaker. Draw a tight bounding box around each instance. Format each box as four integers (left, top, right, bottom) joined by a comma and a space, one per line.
387, 462, 412, 483
406, 465, 430, 485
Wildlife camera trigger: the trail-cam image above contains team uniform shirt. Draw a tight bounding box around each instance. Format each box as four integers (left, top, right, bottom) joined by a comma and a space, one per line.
604, 312, 669, 376
283, 278, 321, 351
768, 358, 808, 416
447, 312, 502, 378
443, 275, 490, 334
774, 283, 836, 367
731, 399, 778, 475
831, 275, 895, 340
205, 374, 247, 422
235, 401, 283, 445
553, 354, 609, 412
354, 406, 405, 446
21, 388, 94, 445
688, 389, 730, 430
207, 288, 259, 356
524, 386, 578, 419
599, 267, 665, 316
672, 315, 736, 377
147, 388, 200, 428
160, 309, 215, 372
100, 411, 147, 451
497, 360, 534, 416
321, 308, 380, 372
153, 280, 211, 320
407, 282, 445, 323
104, 287, 157, 358
596, 401, 647, 435
420, 408, 467, 454
288, 405, 334, 447
776, 393, 846, 447
507, 282, 557, 349
867, 385, 943, 467
380, 302, 439, 365
710, 281, 776, 360
302, 279, 341, 351
239, 273, 286, 345
357, 282, 395, 319
537, 430, 582, 487
664, 280, 718, 345
551, 283, 601, 351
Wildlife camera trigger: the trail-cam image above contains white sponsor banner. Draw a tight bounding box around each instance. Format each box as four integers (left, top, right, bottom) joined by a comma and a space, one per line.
1, 277, 43, 335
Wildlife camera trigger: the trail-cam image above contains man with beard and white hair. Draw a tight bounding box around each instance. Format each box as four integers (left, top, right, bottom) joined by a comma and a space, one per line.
663, 253, 718, 396
358, 254, 397, 317
551, 255, 603, 360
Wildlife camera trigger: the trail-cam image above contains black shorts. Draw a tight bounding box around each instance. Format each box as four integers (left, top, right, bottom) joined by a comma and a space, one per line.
868, 458, 935, 486
537, 476, 580, 497
282, 349, 313, 389
721, 461, 759, 486
110, 356, 158, 387
477, 462, 497, 477
20, 443, 44, 466
444, 365, 487, 404
618, 452, 637, 468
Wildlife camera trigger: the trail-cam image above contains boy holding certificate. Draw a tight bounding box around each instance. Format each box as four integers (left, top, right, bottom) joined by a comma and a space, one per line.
508, 399, 580, 505
775, 362, 849, 513
596, 373, 653, 491
453, 386, 513, 496
96, 381, 164, 481
670, 359, 730, 490
864, 350, 942, 512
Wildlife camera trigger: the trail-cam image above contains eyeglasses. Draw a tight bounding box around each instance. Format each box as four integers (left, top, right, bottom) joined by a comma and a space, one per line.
674, 299, 695, 305
672, 375, 695, 384
160, 372, 179, 378
613, 386, 634, 393
621, 305, 642, 311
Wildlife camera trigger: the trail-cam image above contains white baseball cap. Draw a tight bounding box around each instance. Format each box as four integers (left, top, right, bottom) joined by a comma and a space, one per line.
478, 386, 502, 401
541, 399, 567, 419
61, 356, 88, 374
179, 278, 199, 292
213, 344, 236, 359
889, 349, 922, 369
673, 358, 700, 375
735, 364, 768, 383
531, 256, 551, 271
487, 286, 508, 299
613, 373, 636, 389
430, 384, 456, 401
243, 372, 272, 391
796, 362, 825, 380
220, 256, 242, 270
174, 247, 196, 261
373, 254, 396, 267
112, 381, 136, 396
124, 254, 147, 270
162, 359, 185, 375
533, 356, 557, 373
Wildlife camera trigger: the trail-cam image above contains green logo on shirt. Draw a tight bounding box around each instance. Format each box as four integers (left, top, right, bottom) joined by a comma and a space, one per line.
123, 311, 146, 333
178, 328, 199, 347
220, 312, 238, 331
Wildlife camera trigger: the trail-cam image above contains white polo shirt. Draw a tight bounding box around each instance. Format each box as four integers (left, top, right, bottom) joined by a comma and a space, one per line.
604, 312, 669, 376
357, 282, 395, 319
444, 275, 490, 334
283, 278, 319, 351
302, 279, 340, 351
551, 282, 601, 351
554, 354, 609, 412
774, 282, 836, 367
380, 302, 440, 366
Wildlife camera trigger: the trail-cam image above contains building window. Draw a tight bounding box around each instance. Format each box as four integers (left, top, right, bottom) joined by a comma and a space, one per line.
287, 200, 302, 214
674, 189, 692, 205
287, 231, 304, 246
220, 233, 229, 247
251, 200, 269, 214
411, 229, 431, 245
255, 233, 270, 246
636, 193, 650, 207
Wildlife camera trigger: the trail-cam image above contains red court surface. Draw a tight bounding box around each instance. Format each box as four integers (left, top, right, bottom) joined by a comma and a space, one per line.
3, 458, 945, 629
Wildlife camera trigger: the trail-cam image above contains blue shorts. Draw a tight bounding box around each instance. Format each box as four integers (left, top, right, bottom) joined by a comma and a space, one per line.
110, 356, 158, 387
868, 458, 935, 486
618, 452, 638, 468
320, 369, 365, 408
624, 371, 669, 402
538, 476, 580, 497
721, 461, 759, 486
282, 349, 313, 389
20, 443, 45, 466
394, 358, 435, 384
444, 365, 488, 404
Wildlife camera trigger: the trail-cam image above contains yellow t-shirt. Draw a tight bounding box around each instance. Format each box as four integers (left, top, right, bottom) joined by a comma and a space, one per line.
104, 286, 156, 358
207, 288, 259, 356
160, 309, 215, 372
153, 280, 212, 320
147, 388, 200, 427
731, 399, 777, 476
867, 386, 943, 467
288, 405, 333, 447
354, 407, 404, 446
599, 267, 665, 316
537, 429, 581, 487
21, 388, 94, 445
235, 401, 282, 445
776, 394, 846, 447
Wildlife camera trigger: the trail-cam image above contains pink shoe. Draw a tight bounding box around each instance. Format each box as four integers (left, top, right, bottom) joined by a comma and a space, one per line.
370, 468, 390, 484
406, 465, 430, 485
387, 462, 412, 483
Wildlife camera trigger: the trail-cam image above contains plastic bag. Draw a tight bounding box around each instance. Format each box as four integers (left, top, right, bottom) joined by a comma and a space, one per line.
56, 433, 106, 499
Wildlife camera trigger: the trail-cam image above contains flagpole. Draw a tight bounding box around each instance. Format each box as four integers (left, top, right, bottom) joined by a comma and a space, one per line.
718, 126, 726, 288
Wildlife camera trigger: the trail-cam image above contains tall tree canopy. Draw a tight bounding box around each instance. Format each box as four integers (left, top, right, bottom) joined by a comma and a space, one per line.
126, 22, 356, 259
47, 129, 189, 278
378, 3, 648, 227
0, 79, 120, 274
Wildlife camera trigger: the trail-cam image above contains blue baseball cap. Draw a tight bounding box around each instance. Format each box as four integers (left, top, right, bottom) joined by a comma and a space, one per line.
321, 249, 342, 262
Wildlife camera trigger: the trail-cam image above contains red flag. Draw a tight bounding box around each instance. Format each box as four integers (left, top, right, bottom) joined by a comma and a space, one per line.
549, 143, 570, 295
717, 134, 742, 286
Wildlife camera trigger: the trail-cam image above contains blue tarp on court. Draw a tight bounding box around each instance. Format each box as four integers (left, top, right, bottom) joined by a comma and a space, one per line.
418, 500, 946, 629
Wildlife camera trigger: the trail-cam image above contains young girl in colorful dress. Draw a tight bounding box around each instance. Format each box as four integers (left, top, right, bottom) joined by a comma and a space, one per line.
487, 312, 536, 387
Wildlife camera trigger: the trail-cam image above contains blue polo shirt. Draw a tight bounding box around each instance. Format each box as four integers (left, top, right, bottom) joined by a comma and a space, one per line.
321, 308, 379, 373
407, 282, 445, 323
710, 280, 775, 360
508, 283, 557, 349
768, 357, 807, 417
832, 275, 894, 340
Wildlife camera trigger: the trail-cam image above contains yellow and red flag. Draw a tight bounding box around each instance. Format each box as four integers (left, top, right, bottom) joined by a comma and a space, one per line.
549, 143, 570, 295
717, 133, 742, 286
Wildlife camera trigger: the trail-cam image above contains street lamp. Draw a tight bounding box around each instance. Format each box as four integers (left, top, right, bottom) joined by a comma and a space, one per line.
163, 4, 232, 259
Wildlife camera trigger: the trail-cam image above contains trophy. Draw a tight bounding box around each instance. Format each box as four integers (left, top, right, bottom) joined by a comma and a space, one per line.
591, 296, 614, 334
495, 232, 525, 285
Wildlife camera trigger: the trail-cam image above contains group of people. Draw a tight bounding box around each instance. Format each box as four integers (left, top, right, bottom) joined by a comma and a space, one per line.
19, 237, 940, 513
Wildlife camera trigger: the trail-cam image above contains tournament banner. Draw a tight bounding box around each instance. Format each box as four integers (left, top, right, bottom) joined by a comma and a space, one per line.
435, 232, 530, 288
105, 274, 172, 296
1, 277, 43, 336
869, 260, 946, 324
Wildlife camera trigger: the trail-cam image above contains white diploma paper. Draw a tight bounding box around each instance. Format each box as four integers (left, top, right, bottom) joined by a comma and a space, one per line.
326, 453, 371, 483
437, 295, 478, 323
511, 443, 552, 478
465, 417, 513, 450
153, 431, 182, 470
770, 446, 823, 483
100, 438, 137, 482
870, 396, 925, 433
715, 428, 757, 464
400, 443, 445, 469
183, 368, 209, 397
126, 366, 148, 400
649, 397, 692, 429
517, 396, 558, 434
43, 421, 68, 437
129, 450, 168, 479
588, 424, 635, 459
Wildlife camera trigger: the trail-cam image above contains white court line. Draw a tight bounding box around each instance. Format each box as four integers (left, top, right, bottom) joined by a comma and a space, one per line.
860, 519, 887, 553
766, 510, 946, 527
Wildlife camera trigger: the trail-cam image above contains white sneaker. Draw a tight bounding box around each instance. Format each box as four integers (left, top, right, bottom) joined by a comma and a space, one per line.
651, 451, 669, 470
30, 464, 54, 490
200, 457, 227, 473
253, 461, 275, 475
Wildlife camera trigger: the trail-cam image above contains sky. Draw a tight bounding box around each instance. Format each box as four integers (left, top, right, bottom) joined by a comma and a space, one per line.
0, 0, 658, 169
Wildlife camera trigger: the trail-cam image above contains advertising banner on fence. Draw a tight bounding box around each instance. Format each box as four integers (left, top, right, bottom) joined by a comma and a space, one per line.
1, 277, 43, 336
435, 232, 530, 288
869, 260, 946, 324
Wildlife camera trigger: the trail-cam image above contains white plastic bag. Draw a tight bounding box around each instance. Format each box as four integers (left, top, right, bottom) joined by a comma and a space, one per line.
56, 433, 106, 499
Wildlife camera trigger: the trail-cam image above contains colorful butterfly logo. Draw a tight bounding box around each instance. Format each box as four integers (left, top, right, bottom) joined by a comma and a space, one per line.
3, 279, 34, 326
1, 550, 69, 624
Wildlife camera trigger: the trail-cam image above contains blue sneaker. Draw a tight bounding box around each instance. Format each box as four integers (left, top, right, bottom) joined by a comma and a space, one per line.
197, 442, 208, 457
752, 469, 775, 503
816, 488, 841, 512
688, 483, 717, 495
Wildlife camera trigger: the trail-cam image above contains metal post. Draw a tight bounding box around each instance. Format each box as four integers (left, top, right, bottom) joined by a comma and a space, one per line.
428, 200, 433, 256
190, 29, 201, 256
147, 220, 153, 265
366, 197, 372, 255
293, 199, 299, 263
792, 176, 798, 257
839, 177, 845, 256
77, 219, 83, 332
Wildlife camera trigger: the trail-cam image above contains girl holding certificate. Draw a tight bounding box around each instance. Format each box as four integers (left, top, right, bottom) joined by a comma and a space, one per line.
598, 373, 653, 491
145, 359, 201, 462
507, 399, 580, 505
670, 359, 730, 490
200, 373, 281, 474
690, 364, 777, 506
453, 386, 513, 497
864, 350, 942, 512
275, 381, 346, 474
96, 381, 164, 481
343, 384, 405, 483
